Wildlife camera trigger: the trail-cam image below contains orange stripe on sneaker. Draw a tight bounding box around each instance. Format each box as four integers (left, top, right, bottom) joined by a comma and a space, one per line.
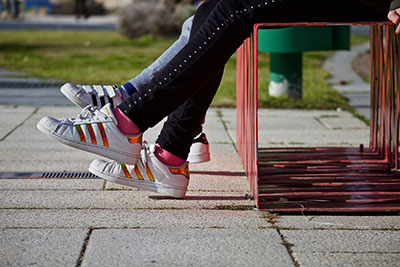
75, 125, 86, 142
97, 123, 109, 147
120, 162, 131, 178
145, 164, 155, 182
86, 124, 97, 144
127, 134, 142, 144
134, 165, 144, 180
169, 162, 189, 179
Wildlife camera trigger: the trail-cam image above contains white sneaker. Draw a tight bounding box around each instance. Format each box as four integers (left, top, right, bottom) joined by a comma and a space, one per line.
187, 133, 210, 163
37, 103, 142, 165
60, 83, 129, 109
61, 82, 211, 163
89, 143, 189, 198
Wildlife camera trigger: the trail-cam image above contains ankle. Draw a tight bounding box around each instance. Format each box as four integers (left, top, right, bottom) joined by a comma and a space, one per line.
112, 108, 141, 135
154, 144, 185, 167
121, 82, 137, 95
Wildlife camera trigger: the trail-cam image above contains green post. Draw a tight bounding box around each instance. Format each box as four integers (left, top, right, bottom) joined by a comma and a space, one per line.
269, 52, 302, 98
258, 26, 350, 98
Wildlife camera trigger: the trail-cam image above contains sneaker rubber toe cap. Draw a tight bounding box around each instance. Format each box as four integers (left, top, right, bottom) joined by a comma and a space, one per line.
37, 116, 61, 134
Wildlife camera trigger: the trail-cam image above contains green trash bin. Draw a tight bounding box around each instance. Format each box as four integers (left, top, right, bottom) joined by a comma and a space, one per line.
258, 26, 350, 98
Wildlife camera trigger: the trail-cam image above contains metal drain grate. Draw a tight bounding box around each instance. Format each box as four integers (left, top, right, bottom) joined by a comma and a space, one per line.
0, 80, 64, 89
0, 172, 98, 179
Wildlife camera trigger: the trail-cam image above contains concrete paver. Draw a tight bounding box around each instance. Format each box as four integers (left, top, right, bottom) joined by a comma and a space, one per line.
0, 178, 104, 190
106, 172, 249, 192
291, 252, 400, 267
282, 230, 400, 253
0, 209, 268, 229
323, 42, 371, 120
0, 229, 88, 267
282, 230, 400, 266
0, 106, 36, 140
82, 229, 293, 267
277, 216, 400, 230
1, 104, 394, 267
318, 114, 368, 130
0, 189, 254, 210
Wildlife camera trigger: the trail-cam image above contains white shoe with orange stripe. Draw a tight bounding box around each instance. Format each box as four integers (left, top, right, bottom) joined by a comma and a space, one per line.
37, 103, 142, 165
60, 83, 128, 109
89, 143, 189, 198
61, 82, 211, 164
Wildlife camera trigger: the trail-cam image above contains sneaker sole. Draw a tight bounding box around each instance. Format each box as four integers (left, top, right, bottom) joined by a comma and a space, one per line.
89, 163, 187, 198
60, 83, 90, 108
37, 120, 140, 165
187, 152, 210, 163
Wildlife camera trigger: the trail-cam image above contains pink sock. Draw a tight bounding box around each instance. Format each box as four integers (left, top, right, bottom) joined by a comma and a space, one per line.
154, 144, 185, 167
112, 108, 141, 135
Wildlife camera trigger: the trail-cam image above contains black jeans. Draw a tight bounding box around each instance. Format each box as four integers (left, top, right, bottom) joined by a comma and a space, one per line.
118, 0, 388, 160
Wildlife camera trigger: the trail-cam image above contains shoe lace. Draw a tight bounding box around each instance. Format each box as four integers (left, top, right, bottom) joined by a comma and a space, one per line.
78, 105, 98, 120
63, 105, 100, 124
139, 141, 158, 166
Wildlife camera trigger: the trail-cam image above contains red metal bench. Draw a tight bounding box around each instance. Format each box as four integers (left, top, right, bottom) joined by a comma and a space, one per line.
236, 21, 400, 213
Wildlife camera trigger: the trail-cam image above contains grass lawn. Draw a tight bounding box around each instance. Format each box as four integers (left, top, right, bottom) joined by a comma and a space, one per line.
0, 30, 368, 109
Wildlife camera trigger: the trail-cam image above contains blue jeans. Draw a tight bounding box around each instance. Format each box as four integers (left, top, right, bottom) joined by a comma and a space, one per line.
119, 0, 385, 159
129, 16, 194, 91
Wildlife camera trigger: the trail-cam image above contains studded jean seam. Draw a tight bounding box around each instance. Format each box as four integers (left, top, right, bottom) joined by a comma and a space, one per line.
118, 0, 290, 129
119, 0, 388, 159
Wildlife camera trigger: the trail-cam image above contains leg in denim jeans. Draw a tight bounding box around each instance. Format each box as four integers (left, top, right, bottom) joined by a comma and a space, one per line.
118, 0, 386, 159
128, 16, 194, 91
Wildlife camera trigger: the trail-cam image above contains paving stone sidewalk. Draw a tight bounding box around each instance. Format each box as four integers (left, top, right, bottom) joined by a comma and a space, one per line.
1, 103, 400, 266
1, 37, 400, 266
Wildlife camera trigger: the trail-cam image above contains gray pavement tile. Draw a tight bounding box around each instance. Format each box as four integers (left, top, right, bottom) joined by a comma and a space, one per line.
281, 230, 400, 253
100, 144, 245, 188
276, 216, 400, 230
190, 143, 244, 172
186, 173, 249, 192
225, 108, 370, 147
35, 106, 81, 117
219, 113, 236, 127
258, 114, 326, 131
343, 92, 371, 106
323, 42, 370, 92
0, 68, 25, 77
0, 228, 87, 267
216, 107, 236, 117
318, 115, 368, 130
257, 128, 369, 147
258, 109, 340, 117
202, 128, 233, 144
0, 106, 36, 141
1, 124, 52, 141
355, 107, 371, 121
137, 110, 232, 144
0, 209, 267, 229
106, 173, 249, 193
0, 160, 93, 172
0, 179, 104, 190
141, 121, 165, 144
292, 252, 400, 267
82, 228, 293, 267
0, 143, 100, 172
0, 190, 254, 210
0, 88, 70, 106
